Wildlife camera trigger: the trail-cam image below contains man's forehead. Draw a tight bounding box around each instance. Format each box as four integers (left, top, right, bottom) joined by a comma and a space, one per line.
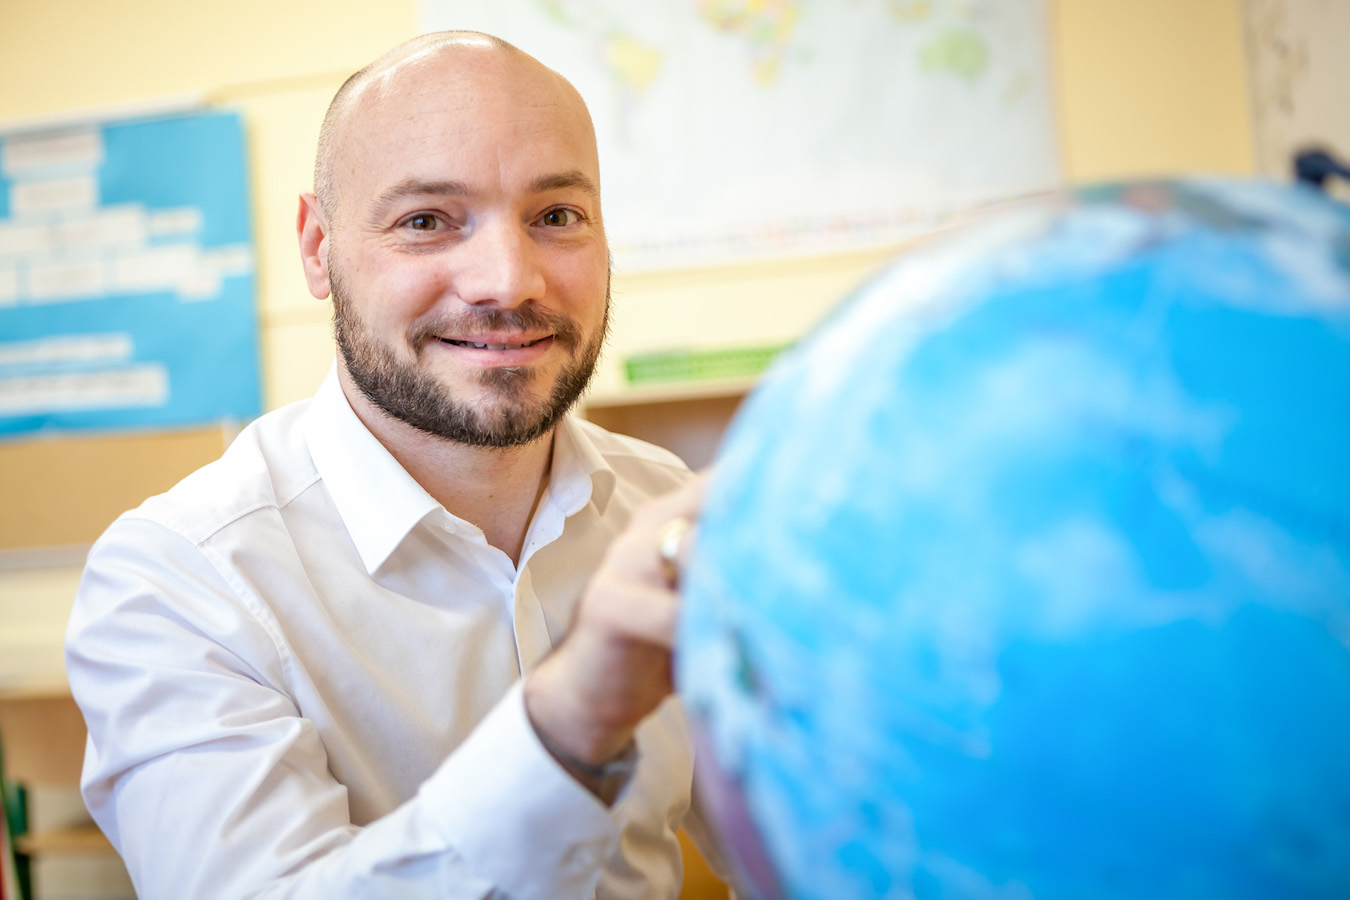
317, 34, 601, 218
338, 49, 588, 160
362, 32, 510, 90
353, 38, 570, 120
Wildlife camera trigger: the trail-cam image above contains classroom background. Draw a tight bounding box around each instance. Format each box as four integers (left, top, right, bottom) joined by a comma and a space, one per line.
0, 1, 1342, 897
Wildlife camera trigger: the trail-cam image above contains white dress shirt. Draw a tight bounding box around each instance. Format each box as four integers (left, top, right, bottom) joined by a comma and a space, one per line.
66, 370, 713, 900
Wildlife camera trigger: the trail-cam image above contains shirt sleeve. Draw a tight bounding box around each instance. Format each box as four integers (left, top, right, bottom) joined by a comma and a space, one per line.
66, 516, 620, 900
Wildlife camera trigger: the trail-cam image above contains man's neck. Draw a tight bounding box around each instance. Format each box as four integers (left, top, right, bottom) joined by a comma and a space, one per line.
338, 377, 555, 567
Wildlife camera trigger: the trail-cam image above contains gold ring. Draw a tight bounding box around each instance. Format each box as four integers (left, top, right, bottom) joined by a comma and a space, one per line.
656, 516, 693, 584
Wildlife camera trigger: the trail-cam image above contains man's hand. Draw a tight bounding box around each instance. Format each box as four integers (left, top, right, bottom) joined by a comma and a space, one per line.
524, 475, 706, 794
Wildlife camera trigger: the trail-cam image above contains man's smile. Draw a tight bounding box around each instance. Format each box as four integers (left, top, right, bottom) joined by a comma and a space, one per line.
439, 335, 551, 351
426, 332, 559, 368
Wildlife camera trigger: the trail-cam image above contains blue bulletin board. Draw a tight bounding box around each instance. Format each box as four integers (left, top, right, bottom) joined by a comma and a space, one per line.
0, 110, 260, 437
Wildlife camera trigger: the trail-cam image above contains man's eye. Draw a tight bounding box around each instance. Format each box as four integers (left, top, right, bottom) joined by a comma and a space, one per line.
538, 208, 580, 227
404, 214, 438, 230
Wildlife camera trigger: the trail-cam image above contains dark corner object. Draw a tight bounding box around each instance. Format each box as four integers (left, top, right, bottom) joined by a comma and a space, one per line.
1293, 147, 1350, 192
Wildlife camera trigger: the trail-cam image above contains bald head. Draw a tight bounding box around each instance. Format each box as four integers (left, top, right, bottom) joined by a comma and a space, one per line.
313, 31, 595, 219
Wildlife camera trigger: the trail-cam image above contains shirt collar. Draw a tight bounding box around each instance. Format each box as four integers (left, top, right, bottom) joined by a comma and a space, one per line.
303, 368, 441, 574
549, 416, 618, 518
302, 367, 619, 573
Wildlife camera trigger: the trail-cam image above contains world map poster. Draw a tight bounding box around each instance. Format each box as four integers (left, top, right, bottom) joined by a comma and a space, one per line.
420, 0, 1061, 271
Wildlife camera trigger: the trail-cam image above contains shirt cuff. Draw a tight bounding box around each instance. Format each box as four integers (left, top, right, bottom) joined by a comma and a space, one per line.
418, 681, 621, 900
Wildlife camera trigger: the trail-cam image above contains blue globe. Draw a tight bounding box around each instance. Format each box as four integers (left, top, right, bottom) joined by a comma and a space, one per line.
677, 178, 1350, 900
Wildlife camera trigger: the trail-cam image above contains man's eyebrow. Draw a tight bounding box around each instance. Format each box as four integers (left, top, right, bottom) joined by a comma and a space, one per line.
373, 178, 472, 208
371, 173, 598, 209
531, 171, 599, 197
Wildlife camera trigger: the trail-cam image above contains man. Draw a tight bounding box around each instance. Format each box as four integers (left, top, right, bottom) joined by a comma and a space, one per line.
67, 32, 723, 900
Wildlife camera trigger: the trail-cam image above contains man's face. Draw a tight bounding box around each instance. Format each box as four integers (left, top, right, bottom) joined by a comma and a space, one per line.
318, 48, 611, 447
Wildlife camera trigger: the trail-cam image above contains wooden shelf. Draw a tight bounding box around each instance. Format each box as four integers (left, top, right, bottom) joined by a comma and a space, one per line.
583, 393, 748, 471
15, 823, 113, 856
583, 376, 758, 410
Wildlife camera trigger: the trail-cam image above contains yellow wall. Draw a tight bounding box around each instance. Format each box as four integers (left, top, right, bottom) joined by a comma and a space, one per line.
0, 0, 1256, 671
1052, 0, 1254, 181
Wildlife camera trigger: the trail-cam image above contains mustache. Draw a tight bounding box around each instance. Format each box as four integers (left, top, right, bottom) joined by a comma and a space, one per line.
409, 305, 582, 350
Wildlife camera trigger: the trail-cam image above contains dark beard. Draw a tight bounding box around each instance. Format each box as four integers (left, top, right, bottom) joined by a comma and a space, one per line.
332, 272, 609, 448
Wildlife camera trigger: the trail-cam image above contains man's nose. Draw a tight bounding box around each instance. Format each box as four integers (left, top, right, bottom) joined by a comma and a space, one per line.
453, 217, 546, 309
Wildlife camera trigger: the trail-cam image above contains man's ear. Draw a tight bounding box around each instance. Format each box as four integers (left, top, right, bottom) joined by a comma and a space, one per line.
297, 192, 332, 300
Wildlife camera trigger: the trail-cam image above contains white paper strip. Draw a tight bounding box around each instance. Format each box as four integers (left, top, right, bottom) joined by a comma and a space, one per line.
0, 365, 169, 415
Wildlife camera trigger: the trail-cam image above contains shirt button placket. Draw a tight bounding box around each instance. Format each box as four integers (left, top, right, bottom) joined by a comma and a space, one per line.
512, 566, 554, 673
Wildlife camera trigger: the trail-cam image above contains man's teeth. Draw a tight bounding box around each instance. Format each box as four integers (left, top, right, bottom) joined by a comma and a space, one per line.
444, 337, 545, 350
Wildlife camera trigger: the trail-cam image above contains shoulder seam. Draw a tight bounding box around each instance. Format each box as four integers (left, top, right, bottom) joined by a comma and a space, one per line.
126, 470, 323, 548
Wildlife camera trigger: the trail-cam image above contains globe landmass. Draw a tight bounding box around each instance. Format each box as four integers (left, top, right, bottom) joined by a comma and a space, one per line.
678, 178, 1350, 899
